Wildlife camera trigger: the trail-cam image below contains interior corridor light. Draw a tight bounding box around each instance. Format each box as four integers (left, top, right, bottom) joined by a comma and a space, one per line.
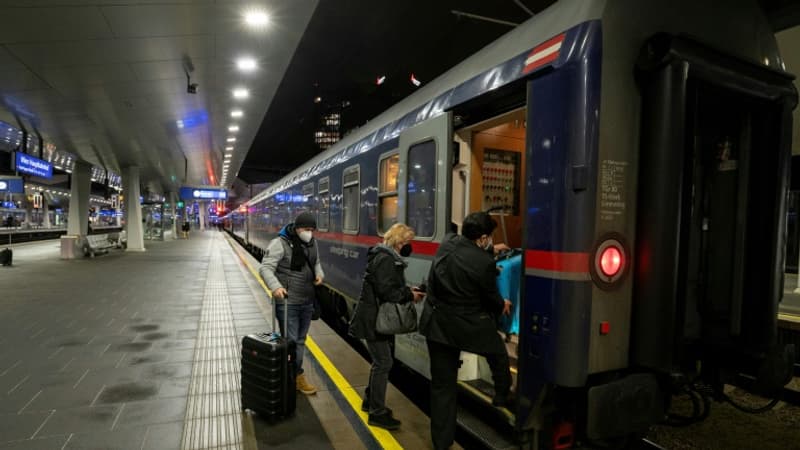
233, 88, 250, 99
225, 146, 234, 151
226, 137, 236, 142
228, 125, 239, 132
231, 110, 243, 118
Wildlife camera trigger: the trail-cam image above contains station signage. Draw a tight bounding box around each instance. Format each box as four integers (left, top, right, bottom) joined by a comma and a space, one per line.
0, 176, 24, 193
13, 152, 53, 178
179, 187, 227, 200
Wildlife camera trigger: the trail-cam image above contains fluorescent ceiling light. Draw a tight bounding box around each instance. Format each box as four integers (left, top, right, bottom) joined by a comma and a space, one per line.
226, 137, 236, 142
225, 146, 234, 151
236, 58, 257, 72
228, 125, 239, 132
231, 110, 243, 118
232, 88, 250, 99
244, 10, 270, 27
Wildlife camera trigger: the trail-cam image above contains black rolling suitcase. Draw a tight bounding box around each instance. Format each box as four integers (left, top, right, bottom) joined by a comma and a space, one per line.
241, 296, 296, 419
0, 248, 11, 266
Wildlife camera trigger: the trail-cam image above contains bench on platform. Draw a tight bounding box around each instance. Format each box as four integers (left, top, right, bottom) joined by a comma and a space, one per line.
83, 234, 115, 258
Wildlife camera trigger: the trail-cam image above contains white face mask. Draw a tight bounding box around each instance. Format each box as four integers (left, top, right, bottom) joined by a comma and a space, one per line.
298, 230, 313, 243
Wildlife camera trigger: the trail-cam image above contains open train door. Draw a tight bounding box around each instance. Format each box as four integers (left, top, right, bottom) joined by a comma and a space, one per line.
393, 111, 453, 379
633, 34, 797, 395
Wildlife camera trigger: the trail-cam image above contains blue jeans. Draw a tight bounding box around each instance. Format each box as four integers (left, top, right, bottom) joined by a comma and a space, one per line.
275, 301, 313, 375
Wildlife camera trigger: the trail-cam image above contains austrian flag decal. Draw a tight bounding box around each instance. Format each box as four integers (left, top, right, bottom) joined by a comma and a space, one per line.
523, 34, 566, 73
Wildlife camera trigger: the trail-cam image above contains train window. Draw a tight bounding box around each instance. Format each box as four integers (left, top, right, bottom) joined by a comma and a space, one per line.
342, 166, 360, 234
302, 182, 315, 214
378, 153, 399, 234
407, 140, 436, 238
318, 177, 330, 231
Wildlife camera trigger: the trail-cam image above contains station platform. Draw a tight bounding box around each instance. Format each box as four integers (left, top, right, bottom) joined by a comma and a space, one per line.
0, 232, 443, 449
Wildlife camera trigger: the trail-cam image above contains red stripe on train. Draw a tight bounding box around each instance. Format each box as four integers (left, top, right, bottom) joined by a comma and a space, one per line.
525, 250, 590, 273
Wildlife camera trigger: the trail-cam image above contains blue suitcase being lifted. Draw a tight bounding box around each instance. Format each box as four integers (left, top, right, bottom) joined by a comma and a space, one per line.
496, 252, 521, 335
241, 296, 296, 420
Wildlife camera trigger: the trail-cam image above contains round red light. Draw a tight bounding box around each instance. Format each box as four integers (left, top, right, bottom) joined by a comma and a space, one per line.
599, 246, 623, 277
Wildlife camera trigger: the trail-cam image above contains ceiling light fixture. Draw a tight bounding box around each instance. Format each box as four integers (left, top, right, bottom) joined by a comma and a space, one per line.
230, 110, 243, 118
244, 10, 270, 27
225, 146, 234, 151
228, 125, 240, 132
226, 137, 236, 142
232, 88, 250, 99
236, 57, 257, 72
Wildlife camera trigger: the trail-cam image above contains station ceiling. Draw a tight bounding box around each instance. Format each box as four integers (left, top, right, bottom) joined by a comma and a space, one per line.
1, 0, 799, 193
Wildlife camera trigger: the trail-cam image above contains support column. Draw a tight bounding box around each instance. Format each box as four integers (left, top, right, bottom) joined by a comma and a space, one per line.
61, 160, 92, 259
169, 191, 178, 239
43, 200, 51, 228
123, 166, 145, 252
67, 161, 91, 236
199, 201, 206, 231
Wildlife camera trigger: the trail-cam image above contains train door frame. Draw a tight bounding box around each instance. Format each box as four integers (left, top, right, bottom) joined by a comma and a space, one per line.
397, 111, 453, 244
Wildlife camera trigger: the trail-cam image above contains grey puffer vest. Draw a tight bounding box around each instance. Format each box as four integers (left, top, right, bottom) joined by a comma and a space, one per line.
274, 237, 318, 305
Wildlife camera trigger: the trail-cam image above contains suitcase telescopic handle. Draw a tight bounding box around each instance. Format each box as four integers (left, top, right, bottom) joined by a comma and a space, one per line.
272, 293, 288, 336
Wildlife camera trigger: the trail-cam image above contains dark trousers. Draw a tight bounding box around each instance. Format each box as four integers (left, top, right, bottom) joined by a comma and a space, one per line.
365, 339, 393, 415
427, 339, 511, 450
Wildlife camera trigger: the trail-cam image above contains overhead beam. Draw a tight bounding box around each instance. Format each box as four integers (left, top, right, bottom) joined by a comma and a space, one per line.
451, 10, 519, 27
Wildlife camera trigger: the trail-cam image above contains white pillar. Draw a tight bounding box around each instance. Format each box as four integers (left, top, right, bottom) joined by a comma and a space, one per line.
67, 161, 91, 236
43, 200, 51, 228
199, 201, 206, 231
123, 166, 145, 252
169, 191, 178, 239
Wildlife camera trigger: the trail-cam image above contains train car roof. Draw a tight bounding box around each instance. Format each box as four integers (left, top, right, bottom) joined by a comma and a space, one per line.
248, 0, 604, 205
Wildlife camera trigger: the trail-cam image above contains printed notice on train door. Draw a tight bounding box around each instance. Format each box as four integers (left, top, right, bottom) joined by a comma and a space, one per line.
599, 160, 627, 221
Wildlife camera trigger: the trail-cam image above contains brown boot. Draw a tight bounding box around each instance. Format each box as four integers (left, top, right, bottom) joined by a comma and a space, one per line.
296, 374, 317, 395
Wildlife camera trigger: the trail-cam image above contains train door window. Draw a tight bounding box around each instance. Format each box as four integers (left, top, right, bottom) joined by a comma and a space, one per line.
342, 166, 360, 234
378, 152, 399, 234
302, 182, 315, 215
317, 177, 330, 231
407, 140, 436, 238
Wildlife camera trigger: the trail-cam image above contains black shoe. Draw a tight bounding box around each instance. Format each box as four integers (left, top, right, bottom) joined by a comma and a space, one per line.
361, 400, 369, 412
368, 412, 401, 430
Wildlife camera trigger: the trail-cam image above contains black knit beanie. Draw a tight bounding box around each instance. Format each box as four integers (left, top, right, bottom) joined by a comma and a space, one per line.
294, 212, 317, 229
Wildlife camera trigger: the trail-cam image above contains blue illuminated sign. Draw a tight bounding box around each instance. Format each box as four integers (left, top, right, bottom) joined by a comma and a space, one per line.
180, 187, 227, 200
0, 177, 24, 193
13, 152, 52, 178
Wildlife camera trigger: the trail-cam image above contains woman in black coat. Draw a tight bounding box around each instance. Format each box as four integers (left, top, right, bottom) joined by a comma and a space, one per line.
348, 223, 424, 430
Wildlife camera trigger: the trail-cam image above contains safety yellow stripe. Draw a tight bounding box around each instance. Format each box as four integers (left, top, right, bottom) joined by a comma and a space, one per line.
225, 235, 404, 450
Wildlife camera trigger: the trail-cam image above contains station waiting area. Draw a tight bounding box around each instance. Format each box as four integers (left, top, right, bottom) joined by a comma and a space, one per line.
0, 232, 443, 450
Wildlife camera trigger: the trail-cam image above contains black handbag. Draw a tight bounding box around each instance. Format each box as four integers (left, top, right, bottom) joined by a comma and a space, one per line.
375, 300, 417, 334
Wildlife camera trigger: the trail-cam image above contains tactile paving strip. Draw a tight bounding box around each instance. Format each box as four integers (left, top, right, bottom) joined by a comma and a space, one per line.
180, 242, 243, 450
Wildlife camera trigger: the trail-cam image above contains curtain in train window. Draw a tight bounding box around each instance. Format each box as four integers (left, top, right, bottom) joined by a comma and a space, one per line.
318, 177, 330, 231
407, 140, 436, 238
342, 167, 360, 233
378, 153, 399, 234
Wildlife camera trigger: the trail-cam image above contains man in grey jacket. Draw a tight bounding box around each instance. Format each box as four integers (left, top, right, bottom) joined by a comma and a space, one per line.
259, 211, 324, 395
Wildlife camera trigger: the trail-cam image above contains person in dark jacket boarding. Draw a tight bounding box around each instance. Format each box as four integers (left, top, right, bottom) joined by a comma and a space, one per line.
259, 211, 324, 395
419, 211, 513, 450
349, 223, 425, 430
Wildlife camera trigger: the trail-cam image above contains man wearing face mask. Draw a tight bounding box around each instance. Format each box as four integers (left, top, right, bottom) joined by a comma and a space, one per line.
419, 211, 513, 450
259, 211, 324, 395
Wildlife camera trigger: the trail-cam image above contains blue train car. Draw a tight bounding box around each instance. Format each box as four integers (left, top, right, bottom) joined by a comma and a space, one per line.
235, 0, 797, 446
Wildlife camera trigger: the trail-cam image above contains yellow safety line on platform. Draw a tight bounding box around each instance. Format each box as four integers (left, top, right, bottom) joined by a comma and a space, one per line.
225, 235, 404, 450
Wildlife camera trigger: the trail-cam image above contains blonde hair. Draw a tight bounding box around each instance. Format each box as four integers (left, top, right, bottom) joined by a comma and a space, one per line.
383, 223, 415, 248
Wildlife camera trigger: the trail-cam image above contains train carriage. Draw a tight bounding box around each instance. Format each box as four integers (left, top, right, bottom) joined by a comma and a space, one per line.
232, 0, 797, 446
